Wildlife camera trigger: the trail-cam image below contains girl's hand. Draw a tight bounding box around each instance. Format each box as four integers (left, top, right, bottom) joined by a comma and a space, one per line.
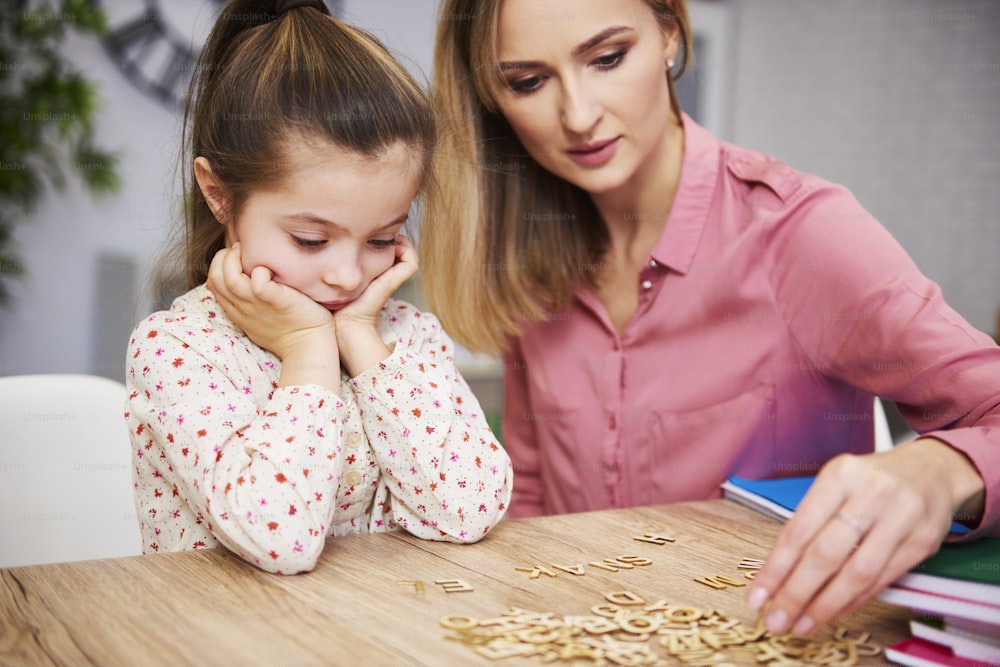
334, 235, 418, 332
207, 244, 335, 359
747, 438, 985, 635
207, 245, 341, 393
333, 235, 418, 378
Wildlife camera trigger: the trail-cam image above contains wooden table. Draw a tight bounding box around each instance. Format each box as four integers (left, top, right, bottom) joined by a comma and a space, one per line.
0, 500, 910, 666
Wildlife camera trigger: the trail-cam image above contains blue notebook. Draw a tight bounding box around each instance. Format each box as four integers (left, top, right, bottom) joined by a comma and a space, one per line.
722, 475, 971, 535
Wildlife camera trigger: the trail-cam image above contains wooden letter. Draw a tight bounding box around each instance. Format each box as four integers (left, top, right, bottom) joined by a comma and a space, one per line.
604, 590, 646, 606
435, 578, 474, 593
588, 560, 621, 572
395, 579, 425, 595
616, 555, 652, 567
514, 565, 558, 579
694, 575, 746, 590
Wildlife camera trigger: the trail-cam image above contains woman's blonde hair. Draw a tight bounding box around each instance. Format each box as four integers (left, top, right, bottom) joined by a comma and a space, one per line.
421, 0, 691, 354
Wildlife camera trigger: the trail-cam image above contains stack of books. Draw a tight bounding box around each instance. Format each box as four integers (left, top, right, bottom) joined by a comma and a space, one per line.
722, 476, 1000, 666
879, 538, 1000, 666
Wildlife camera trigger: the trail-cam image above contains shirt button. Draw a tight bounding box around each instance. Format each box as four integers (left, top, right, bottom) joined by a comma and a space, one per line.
346, 471, 363, 486
641, 279, 653, 290
346, 433, 362, 448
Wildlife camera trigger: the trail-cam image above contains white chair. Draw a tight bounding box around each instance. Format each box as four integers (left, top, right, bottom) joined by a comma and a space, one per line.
874, 397, 893, 452
875, 397, 919, 452
0, 374, 142, 568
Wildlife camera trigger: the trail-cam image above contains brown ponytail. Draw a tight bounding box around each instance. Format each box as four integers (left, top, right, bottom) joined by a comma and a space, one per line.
156, 0, 435, 295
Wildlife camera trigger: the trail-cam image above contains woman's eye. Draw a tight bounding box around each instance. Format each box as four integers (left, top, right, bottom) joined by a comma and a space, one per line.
593, 49, 627, 70
292, 236, 326, 249
369, 238, 399, 249
508, 75, 544, 94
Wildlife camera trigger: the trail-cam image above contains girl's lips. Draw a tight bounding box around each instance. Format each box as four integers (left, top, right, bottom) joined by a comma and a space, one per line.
320, 300, 351, 311
566, 137, 620, 168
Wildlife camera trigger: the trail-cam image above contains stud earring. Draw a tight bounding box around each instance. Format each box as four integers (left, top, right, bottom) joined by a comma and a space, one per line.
667, 58, 675, 69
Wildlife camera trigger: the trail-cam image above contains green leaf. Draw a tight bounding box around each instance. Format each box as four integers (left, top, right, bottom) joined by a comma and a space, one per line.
0, 0, 116, 309
74, 145, 120, 196
64, 0, 108, 34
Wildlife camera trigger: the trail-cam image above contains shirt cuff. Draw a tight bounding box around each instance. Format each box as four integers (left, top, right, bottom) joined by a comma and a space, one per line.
920, 429, 1000, 540
347, 342, 407, 388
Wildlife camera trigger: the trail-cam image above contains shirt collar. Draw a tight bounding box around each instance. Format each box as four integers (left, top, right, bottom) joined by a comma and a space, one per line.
648, 113, 719, 275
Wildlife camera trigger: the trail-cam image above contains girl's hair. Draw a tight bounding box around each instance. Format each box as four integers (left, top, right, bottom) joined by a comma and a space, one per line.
156, 0, 436, 295
421, 0, 691, 355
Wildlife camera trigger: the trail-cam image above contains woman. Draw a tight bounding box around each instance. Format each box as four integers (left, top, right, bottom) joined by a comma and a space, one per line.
422, 0, 999, 636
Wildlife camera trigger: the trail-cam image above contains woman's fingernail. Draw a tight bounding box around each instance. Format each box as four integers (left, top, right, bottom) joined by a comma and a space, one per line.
747, 587, 769, 611
766, 608, 789, 634
792, 615, 815, 635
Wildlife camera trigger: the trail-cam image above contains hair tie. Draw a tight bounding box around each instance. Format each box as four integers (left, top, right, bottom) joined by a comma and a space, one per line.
276, 0, 329, 16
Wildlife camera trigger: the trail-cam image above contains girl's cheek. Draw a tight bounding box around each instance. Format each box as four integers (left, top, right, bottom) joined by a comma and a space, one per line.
370, 253, 395, 276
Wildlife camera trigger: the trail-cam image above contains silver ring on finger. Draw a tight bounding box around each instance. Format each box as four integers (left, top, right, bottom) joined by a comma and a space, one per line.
835, 512, 867, 544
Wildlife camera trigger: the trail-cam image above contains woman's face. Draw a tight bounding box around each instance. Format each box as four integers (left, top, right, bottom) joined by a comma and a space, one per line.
494, 0, 678, 195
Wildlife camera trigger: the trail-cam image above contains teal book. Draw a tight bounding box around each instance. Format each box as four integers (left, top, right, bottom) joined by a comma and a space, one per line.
909, 539, 1000, 586
884, 539, 1000, 617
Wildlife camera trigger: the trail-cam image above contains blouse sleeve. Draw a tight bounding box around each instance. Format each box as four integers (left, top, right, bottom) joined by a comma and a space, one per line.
349, 305, 513, 542
768, 180, 1000, 538
126, 312, 349, 573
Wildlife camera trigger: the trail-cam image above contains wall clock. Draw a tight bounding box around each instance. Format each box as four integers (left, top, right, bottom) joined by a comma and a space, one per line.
95, 1, 341, 111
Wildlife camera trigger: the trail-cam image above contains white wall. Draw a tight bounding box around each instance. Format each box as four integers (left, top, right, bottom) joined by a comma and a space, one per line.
0, 23, 181, 378
1, 0, 997, 382
340, 1, 436, 82
729, 0, 1000, 336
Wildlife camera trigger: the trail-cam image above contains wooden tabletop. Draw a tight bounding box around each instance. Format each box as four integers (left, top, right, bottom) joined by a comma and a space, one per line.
0, 499, 910, 666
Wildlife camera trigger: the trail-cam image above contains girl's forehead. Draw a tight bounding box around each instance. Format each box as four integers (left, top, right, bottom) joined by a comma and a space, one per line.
275, 135, 423, 174
250, 141, 422, 218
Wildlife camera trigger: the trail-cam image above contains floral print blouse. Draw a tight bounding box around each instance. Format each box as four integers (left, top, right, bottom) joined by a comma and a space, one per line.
125, 285, 512, 574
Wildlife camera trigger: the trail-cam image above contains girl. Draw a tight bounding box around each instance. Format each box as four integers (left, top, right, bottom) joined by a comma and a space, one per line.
124, 0, 512, 575
424, 0, 998, 636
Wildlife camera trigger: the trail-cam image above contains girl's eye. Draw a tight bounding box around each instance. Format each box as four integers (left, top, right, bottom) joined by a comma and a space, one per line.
291, 236, 326, 249
508, 75, 545, 94
593, 49, 627, 70
369, 238, 399, 249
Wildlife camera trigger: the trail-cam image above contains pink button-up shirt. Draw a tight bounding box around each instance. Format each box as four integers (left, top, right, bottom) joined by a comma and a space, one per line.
503, 114, 1000, 538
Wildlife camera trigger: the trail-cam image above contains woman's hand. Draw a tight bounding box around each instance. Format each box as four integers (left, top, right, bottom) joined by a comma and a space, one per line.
747, 438, 985, 635
333, 235, 418, 377
207, 244, 341, 392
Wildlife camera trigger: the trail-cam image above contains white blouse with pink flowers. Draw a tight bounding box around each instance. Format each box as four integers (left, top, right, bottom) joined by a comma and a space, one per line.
125, 285, 512, 574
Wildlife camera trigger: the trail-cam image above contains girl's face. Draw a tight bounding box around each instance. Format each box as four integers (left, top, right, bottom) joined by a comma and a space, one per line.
494, 0, 678, 195
201, 139, 422, 311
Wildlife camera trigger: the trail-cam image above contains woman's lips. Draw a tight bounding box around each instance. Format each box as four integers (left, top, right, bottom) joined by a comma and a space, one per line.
567, 137, 620, 168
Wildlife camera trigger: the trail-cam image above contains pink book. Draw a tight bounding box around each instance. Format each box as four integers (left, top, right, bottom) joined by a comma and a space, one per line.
884, 637, 994, 667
